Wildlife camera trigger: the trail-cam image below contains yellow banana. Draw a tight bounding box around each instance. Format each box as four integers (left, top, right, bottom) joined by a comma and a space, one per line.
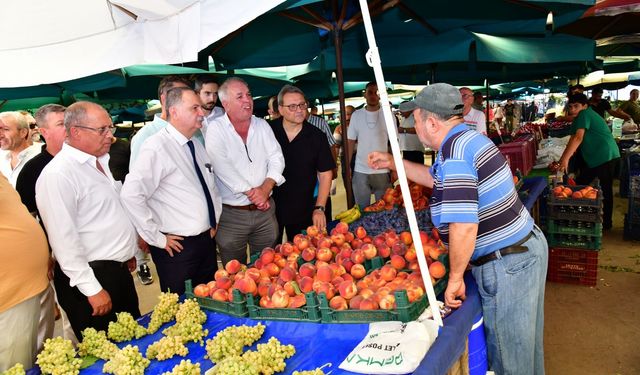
342, 208, 361, 224
335, 204, 359, 220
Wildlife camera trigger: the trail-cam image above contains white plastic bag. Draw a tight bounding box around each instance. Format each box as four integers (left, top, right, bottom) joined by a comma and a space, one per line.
339, 318, 439, 374
621, 119, 638, 134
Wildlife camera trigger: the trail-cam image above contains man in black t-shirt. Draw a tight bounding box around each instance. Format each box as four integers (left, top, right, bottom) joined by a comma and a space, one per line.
270, 85, 335, 242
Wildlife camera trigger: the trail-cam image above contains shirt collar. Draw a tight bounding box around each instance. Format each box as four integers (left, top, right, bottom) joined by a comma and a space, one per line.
62, 142, 110, 166
3, 144, 37, 161
152, 113, 169, 125
165, 122, 190, 146
441, 123, 469, 146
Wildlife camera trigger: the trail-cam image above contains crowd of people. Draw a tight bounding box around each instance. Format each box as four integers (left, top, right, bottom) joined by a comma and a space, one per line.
1, 73, 638, 373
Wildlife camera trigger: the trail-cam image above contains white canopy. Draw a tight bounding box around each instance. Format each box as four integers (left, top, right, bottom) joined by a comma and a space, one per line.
0, 0, 284, 88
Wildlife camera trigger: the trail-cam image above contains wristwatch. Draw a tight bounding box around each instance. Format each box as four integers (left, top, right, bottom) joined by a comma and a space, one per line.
314, 205, 325, 212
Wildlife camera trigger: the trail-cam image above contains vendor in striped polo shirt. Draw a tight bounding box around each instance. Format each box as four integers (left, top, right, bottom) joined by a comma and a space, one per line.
369, 83, 548, 375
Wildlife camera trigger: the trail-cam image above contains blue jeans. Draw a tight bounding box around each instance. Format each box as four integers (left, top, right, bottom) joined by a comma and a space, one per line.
352, 171, 390, 209
471, 225, 548, 375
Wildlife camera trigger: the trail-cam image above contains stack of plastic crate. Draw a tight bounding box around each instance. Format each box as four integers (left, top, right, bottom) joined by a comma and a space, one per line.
545, 185, 603, 286
624, 175, 640, 241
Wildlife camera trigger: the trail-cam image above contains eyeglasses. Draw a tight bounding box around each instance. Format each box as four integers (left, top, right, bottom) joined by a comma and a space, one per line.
281, 103, 308, 112
461, 94, 473, 99
73, 125, 116, 135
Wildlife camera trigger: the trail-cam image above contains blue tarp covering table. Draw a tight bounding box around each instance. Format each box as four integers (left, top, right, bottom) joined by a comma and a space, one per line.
76, 273, 481, 375
519, 176, 548, 212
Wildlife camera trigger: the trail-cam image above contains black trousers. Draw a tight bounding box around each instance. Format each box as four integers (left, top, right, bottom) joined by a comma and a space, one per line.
53, 261, 140, 339
150, 231, 218, 295
576, 158, 619, 229
403, 150, 425, 165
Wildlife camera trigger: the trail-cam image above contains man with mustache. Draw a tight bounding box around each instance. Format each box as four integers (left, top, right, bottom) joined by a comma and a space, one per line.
206, 77, 285, 265
121, 87, 222, 295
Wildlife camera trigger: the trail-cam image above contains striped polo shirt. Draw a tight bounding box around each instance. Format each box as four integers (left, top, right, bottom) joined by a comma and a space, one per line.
429, 124, 533, 260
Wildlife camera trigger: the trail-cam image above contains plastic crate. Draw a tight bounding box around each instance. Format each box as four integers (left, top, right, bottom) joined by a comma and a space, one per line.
245, 291, 322, 322
499, 141, 533, 176
514, 134, 537, 170
546, 219, 603, 236
317, 277, 448, 323
630, 175, 640, 198
623, 214, 640, 241
547, 247, 598, 286
546, 233, 602, 250
547, 185, 603, 222
628, 153, 640, 174
184, 280, 248, 317
628, 197, 640, 223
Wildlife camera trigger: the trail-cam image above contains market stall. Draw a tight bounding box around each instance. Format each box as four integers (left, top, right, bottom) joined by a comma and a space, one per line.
71, 273, 482, 375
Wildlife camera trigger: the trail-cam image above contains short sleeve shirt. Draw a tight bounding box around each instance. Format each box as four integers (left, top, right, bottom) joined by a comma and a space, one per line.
590, 99, 611, 118
271, 119, 336, 224
347, 108, 389, 174
571, 107, 620, 168
429, 124, 533, 259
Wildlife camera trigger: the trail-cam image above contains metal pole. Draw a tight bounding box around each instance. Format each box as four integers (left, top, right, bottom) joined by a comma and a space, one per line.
358, 0, 443, 326
334, 28, 355, 208
485, 79, 490, 130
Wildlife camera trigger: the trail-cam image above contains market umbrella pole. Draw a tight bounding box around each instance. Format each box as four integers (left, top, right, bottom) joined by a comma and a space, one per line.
334, 27, 355, 208
358, 0, 443, 327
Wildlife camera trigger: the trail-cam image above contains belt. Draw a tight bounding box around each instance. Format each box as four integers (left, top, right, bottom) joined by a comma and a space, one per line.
88, 260, 128, 269
223, 203, 259, 211
470, 231, 534, 267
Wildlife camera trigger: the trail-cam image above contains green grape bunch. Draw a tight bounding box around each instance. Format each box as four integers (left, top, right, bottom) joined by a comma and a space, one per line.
146, 336, 189, 360
2, 363, 25, 375
147, 292, 180, 334
209, 355, 259, 375
162, 298, 209, 344
78, 327, 119, 360
205, 323, 265, 363
36, 337, 82, 375
103, 345, 150, 375
108, 312, 147, 342
242, 337, 296, 375
175, 298, 206, 325
161, 359, 201, 375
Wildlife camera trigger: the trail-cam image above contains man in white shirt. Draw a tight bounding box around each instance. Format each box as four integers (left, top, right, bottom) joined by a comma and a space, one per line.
36, 102, 140, 339
347, 82, 391, 209
130, 75, 191, 163
195, 75, 225, 132
0, 111, 41, 187
129, 75, 191, 285
206, 77, 285, 265
398, 101, 425, 165
460, 87, 487, 135
121, 87, 222, 295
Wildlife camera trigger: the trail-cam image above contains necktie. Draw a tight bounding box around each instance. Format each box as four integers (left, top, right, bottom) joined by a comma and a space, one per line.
187, 140, 216, 228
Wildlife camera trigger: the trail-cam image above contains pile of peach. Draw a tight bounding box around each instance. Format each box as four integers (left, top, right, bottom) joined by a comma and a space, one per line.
552, 184, 598, 200
363, 182, 431, 212
193, 223, 448, 311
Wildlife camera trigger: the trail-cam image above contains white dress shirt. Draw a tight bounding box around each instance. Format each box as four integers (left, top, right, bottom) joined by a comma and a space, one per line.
130, 114, 205, 167
0, 143, 41, 187
121, 124, 222, 249
36, 143, 137, 297
205, 114, 285, 206
202, 107, 225, 139
130, 114, 170, 167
